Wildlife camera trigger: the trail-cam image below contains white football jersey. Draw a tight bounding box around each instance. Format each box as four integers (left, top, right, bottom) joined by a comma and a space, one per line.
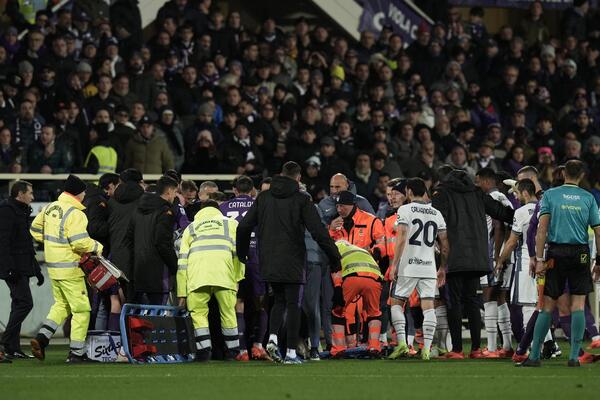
487, 190, 514, 264
395, 202, 446, 279
511, 202, 537, 268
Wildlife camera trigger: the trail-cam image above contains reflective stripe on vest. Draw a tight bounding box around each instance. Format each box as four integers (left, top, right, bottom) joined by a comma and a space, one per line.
186, 219, 234, 255
84, 146, 117, 174
338, 243, 382, 279
46, 261, 79, 268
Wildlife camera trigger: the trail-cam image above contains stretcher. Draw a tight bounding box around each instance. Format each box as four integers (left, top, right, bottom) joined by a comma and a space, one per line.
119, 304, 196, 364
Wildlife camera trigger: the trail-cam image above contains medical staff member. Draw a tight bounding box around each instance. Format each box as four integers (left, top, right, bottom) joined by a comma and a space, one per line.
177, 200, 245, 362
30, 175, 103, 363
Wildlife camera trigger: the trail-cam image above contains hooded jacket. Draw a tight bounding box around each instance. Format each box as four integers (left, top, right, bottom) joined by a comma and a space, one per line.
107, 181, 144, 276
431, 170, 514, 275
237, 175, 340, 283
129, 192, 178, 293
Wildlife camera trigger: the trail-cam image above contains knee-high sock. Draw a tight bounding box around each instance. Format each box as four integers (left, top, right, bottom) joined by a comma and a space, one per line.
544, 330, 553, 342
516, 308, 537, 355
570, 310, 585, 361
254, 309, 268, 346
584, 304, 600, 339
236, 312, 247, 351
108, 313, 120, 332
390, 305, 406, 345
422, 308, 437, 352
559, 315, 571, 339
434, 305, 449, 350
510, 304, 524, 343
498, 303, 512, 350
530, 311, 552, 361
405, 306, 415, 347
484, 301, 499, 350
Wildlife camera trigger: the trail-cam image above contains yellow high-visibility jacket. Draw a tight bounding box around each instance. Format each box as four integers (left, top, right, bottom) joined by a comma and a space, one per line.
30, 192, 103, 280
177, 206, 244, 297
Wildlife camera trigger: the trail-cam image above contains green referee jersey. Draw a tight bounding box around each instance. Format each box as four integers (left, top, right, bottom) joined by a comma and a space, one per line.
539, 184, 600, 245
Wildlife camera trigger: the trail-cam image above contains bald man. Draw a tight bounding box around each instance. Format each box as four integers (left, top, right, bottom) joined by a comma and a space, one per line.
318, 174, 375, 225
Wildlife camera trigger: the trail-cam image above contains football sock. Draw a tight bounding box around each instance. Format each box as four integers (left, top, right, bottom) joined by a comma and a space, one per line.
498, 303, 512, 350
559, 315, 571, 339
509, 304, 524, 342
435, 305, 449, 350
544, 330, 553, 343
379, 332, 388, 344
390, 304, 407, 345
530, 311, 552, 361
108, 313, 120, 332
236, 312, 246, 351
286, 349, 297, 358
256, 309, 268, 346
516, 309, 538, 355
422, 308, 437, 352
268, 334, 278, 345
570, 310, 585, 361
484, 301, 499, 350
584, 305, 600, 338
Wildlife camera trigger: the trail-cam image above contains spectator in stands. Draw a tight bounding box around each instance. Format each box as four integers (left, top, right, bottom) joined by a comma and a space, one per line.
26, 125, 72, 174
0, 127, 23, 173
125, 115, 174, 174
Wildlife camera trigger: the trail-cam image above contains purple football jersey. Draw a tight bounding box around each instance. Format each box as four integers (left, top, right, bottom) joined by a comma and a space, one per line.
220, 194, 259, 264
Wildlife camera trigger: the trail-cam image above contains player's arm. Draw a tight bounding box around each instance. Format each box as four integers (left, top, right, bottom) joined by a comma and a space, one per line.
497, 231, 519, 271
493, 219, 505, 260
389, 223, 408, 280
437, 230, 449, 287
535, 214, 550, 276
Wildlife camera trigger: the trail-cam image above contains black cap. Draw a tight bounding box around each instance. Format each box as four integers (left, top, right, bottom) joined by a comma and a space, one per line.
336, 190, 356, 205
392, 180, 407, 195
139, 115, 152, 125
64, 174, 87, 196
120, 168, 143, 183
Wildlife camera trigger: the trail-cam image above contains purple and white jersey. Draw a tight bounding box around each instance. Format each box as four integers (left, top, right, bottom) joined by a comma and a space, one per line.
220, 194, 259, 264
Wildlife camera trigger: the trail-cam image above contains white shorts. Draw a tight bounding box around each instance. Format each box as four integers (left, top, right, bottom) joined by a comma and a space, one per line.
511, 265, 537, 306
392, 277, 436, 300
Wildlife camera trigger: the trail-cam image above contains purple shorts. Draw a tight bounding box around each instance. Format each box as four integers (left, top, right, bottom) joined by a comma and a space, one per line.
238, 263, 266, 298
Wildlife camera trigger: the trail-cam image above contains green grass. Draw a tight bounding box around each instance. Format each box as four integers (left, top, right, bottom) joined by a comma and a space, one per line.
2, 345, 600, 400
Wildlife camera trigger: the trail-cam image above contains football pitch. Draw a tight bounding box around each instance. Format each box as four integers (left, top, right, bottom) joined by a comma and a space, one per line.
2, 346, 599, 400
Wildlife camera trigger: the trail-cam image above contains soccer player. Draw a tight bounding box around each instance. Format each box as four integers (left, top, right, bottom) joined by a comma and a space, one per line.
219, 176, 270, 361
388, 178, 449, 361
496, 179, 540, 350
520, 160, 600, 367
475, 168, 513, 357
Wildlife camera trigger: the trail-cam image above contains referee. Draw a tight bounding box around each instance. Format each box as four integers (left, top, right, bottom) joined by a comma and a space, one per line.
521, 160, 600, 367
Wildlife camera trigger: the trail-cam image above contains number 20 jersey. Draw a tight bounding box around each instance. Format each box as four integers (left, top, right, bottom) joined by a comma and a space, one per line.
395, 202, 447, 279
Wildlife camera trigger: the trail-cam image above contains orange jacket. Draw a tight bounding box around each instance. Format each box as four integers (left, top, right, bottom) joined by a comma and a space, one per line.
329, 208, 386, 257
384, 213, 398, 260
383, 213, 398, 281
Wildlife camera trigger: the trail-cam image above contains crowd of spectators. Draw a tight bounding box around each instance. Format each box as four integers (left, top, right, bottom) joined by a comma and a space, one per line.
0, 0, 599, 206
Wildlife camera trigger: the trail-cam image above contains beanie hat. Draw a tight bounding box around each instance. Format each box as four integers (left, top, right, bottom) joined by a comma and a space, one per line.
64, 174, 87, 196
336, 190, 356, 205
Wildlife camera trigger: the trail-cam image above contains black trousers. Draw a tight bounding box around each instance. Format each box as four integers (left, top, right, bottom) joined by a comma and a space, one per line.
1, 276, 33, 352
446, 273, 481, 353
269, 283, 303, 351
